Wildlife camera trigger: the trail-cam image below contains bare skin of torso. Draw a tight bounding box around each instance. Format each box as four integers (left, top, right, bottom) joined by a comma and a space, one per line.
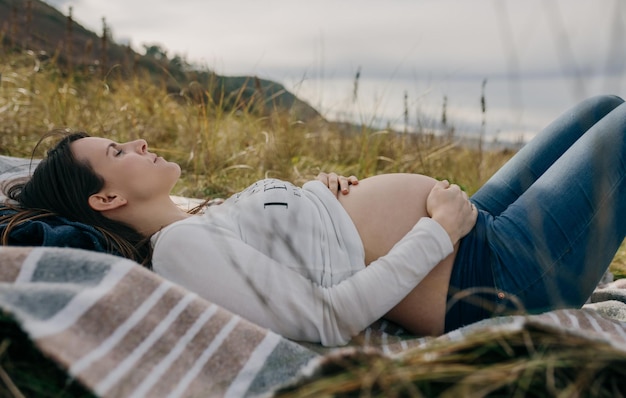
337, 173, 459, 336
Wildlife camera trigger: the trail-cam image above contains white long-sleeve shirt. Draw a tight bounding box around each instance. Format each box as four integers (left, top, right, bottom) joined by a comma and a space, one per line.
151, 179, 453, 346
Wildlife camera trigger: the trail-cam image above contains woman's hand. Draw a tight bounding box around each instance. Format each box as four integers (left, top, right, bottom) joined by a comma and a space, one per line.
426, 180, 477, 244
316, 172, 359, 197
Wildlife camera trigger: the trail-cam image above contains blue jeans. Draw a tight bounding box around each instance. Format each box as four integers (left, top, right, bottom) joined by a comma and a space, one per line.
445, 95, 626, 332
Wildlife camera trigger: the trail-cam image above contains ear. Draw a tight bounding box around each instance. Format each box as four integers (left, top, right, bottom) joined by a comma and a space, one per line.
88, 192, 128, 212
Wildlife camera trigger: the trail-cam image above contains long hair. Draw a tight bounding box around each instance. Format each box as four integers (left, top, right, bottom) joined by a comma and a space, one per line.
0, 131, 153, 267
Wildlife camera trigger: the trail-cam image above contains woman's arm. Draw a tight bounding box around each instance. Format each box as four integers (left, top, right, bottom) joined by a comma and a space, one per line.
151, 217, 453, 346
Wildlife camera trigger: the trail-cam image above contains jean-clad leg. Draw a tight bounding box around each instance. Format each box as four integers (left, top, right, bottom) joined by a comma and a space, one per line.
446, 95, 626, 332
472, 95, 624, 215
486, 99, 626, 312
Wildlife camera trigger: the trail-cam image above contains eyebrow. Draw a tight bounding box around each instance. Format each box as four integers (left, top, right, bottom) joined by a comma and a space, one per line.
106, 142, 117, 156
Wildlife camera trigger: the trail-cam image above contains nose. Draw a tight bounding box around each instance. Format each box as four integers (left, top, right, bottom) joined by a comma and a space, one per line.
131, 139, 148, 154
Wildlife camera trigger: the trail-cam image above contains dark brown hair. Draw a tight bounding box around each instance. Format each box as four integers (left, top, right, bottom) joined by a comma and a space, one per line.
1, 131, 153, 267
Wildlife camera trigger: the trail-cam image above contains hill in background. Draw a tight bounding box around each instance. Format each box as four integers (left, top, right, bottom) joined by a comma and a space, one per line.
0, 0, 321, 120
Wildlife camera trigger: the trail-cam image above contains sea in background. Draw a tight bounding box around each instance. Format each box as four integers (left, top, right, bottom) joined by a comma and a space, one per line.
288, 73, 626, 147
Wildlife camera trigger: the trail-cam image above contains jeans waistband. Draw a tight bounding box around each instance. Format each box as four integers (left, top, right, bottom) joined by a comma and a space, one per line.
444, 209, 497, 332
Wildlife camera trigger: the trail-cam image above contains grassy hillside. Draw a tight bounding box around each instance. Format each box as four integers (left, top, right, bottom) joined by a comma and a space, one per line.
0, 0, 320, 121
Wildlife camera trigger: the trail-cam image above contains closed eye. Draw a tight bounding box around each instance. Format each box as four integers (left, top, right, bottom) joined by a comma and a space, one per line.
106, 142, 124, 157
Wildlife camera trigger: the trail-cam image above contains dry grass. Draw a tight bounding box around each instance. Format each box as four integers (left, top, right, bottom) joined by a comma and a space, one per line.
611, 242, 626, 279
277, 327, 626, 397
0, 50, 513, 197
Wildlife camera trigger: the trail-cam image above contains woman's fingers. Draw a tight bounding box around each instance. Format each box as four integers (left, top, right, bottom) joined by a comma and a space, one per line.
340, 175, 359, 194
426, 180, 477, 244
316, 172, 359, 197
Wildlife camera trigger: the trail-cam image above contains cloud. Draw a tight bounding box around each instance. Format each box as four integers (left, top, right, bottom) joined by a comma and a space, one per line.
54, 0, 617, 80
42, 0, 73, 7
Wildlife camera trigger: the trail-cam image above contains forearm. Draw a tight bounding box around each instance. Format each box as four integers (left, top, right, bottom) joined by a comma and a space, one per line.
152, 216, 452, 346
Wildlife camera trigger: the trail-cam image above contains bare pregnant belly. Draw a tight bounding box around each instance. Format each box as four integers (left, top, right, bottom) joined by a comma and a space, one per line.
337, 173, 458, 335
338, 173, 439, 263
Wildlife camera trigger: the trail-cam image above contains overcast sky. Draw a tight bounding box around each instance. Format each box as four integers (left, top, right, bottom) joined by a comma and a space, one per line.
43, 0, 626, 142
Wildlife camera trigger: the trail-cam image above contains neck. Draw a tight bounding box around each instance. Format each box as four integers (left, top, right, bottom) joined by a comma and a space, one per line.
108, 197, 193, 237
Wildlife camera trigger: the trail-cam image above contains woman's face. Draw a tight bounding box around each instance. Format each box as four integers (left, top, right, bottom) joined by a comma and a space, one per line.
71, 137, 181, 203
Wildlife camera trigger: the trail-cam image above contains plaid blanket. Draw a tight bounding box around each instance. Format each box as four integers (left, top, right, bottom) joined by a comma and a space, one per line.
2, 246, 626, 397
2, 155, 626, 397
0, 246, 317, 397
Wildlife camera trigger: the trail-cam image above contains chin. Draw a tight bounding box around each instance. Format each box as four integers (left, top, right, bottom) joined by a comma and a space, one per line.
171, 164, 183, 181
166, 161, 182, 174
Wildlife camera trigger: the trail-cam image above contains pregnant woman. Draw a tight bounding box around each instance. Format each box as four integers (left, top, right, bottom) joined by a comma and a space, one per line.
2, 95, 625, 346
